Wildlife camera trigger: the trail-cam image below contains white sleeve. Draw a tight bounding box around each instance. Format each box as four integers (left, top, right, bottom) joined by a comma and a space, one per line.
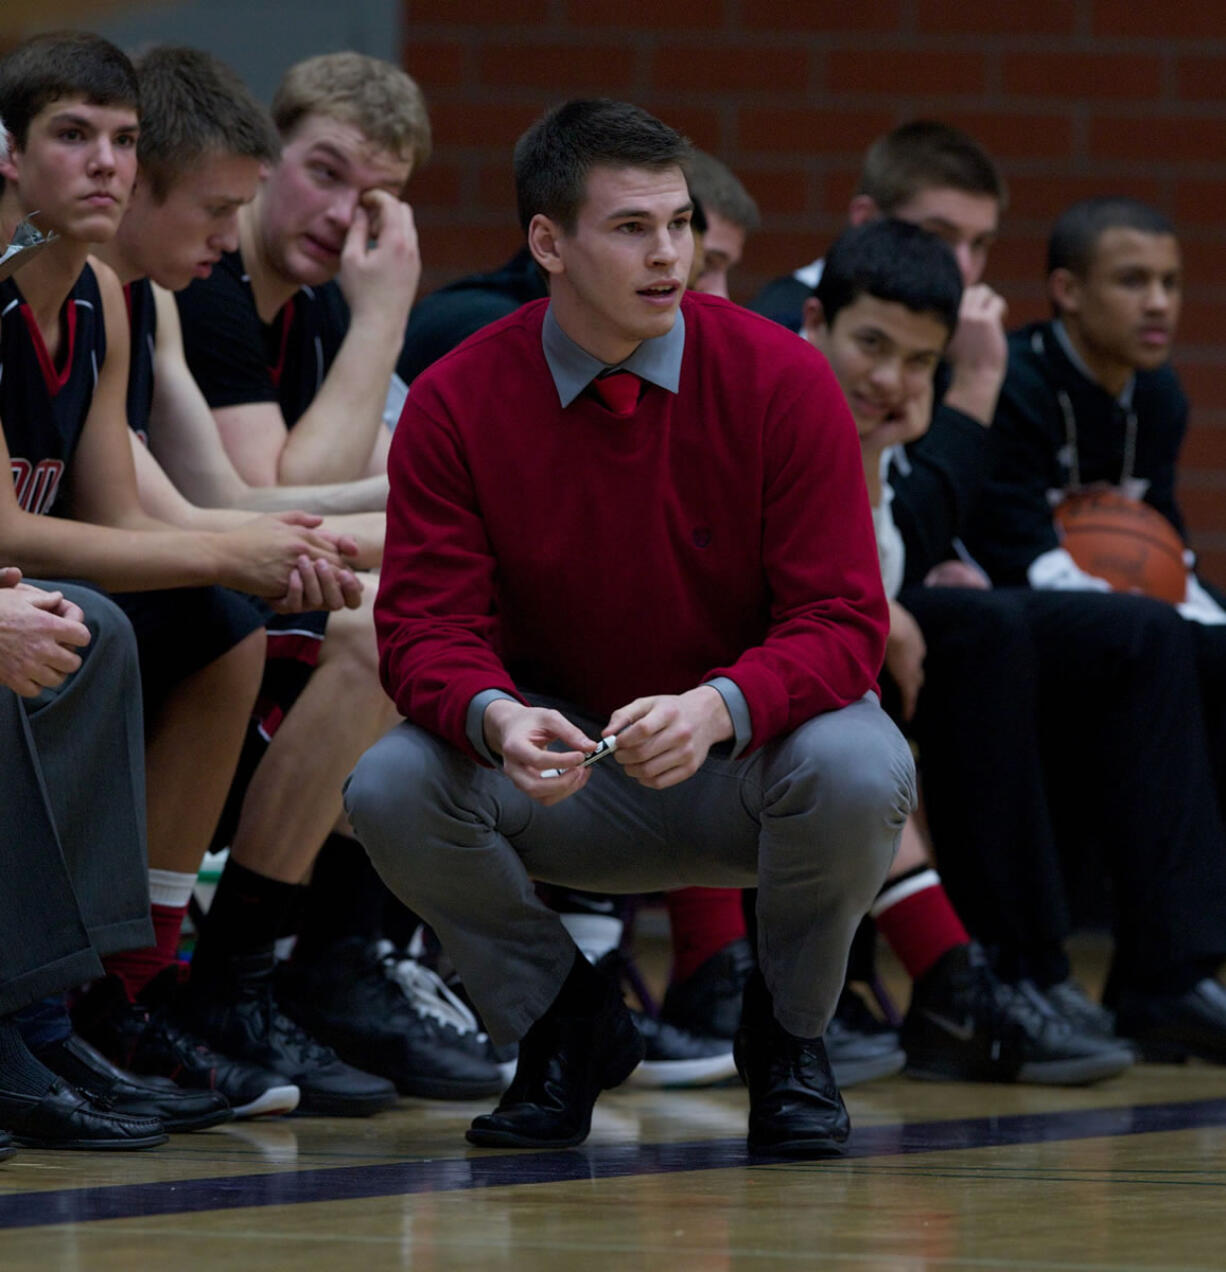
1178, 575, 1226, 627
1027, 547, 1113, 592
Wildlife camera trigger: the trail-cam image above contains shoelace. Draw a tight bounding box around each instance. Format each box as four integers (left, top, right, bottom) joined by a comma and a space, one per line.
375, 940, 485, 1039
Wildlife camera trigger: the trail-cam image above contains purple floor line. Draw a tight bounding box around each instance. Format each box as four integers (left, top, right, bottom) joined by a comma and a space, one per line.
3, 1096, 1226, 1231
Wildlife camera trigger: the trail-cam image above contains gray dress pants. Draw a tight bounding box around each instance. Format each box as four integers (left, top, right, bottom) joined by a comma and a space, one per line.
0, 584, 152, 1014
345, 692, 914, 1044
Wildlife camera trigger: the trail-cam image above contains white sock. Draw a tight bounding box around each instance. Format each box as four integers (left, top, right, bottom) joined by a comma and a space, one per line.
147, 868, 198, 909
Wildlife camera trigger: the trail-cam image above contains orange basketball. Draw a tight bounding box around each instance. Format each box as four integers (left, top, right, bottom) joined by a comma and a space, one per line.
1053, 489, 1188, 603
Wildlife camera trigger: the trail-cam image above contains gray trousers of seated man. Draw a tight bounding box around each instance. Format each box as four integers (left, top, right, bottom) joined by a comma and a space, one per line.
0, 583, 152, 1016
345, 692, 914, 1046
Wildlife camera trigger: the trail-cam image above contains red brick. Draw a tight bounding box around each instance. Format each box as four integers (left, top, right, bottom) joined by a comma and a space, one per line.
827, 49, 987, 97
738, 107, 897, 156
1169, 299, 1226, 345
977, 233, 1048, 283
1173, 180, 1226, 227
408, 160, 464, 208
1091, 1, 1226, 40
1002, 294, 1050, 328
1180, 423, 1226, 468
408, 0, 550, 23
636, 102, 724, 150
563, 0, 712, 27
429, 101, 545, 149
650, 44, 809, 95
1091, 115, 1226, 164
944, 112, 1075, 160
415, 222, 524, 272
1173, 359, 1226, 404
917, 0, 1076, 34
733, 167, 810, 216
743, 226, 843, 277
1007, 174, 1165, 223
1179, 238, 1226, 285
731, 0, 904, 32
1177, 56, 1226, 102
1174, 484, 1226, 534
475, 161, 517, 213
403, 39, 466, 90
820, 166, 863, 217
477, 43, 636, 91
1001, 52, 1162, 101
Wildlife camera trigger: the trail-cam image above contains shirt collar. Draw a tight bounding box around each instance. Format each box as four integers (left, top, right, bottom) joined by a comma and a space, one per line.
542, 304, 685, 408
1052, 318, 1135, 410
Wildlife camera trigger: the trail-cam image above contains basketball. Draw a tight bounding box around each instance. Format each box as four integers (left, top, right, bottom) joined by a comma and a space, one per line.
1053, 488, 1189, 603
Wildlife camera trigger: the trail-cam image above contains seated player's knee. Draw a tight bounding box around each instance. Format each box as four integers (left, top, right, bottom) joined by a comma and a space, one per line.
320, 586, 383, 684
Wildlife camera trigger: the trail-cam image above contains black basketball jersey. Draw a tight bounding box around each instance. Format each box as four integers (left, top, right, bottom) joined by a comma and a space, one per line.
125, 277, 157, 445
0, 264, 106, 515
176, 249, 347, 429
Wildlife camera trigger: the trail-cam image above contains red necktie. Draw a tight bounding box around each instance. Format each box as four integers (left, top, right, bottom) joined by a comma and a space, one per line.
589, 370, 642, 416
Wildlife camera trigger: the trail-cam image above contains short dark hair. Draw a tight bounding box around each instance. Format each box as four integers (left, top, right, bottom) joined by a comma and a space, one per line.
134, 46, 279, 203
513, 98, 692, 234
815, 219, 963, 337
687, 149, 760, 232
0, 31, 138, 151
858, 120, 1006, 215
1047, 196, 1177, 277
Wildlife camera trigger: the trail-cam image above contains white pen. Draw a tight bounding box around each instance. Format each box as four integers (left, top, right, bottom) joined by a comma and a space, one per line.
541, 733, 618, 779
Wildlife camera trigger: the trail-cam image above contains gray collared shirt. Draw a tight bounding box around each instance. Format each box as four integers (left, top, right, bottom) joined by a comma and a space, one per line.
466, 302, 752, 763
541, 304, 685, 407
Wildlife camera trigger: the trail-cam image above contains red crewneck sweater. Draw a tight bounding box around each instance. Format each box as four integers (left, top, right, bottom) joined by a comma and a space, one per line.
377, 292, 887, 761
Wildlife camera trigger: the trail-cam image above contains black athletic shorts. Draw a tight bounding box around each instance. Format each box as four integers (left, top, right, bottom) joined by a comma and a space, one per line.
110, 585, 265, 715
211, 606, 331, 851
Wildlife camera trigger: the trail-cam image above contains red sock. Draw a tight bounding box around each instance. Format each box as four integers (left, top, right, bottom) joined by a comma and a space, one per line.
103, 903, 189, 1001
870, 869, 968, 983
665, 886, 747, 985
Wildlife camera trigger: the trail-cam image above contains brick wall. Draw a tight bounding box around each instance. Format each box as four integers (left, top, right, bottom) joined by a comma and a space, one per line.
404, 0, 1226, 580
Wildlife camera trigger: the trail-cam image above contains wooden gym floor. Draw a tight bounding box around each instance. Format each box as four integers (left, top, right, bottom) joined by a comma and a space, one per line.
4, 937, 1225, 1270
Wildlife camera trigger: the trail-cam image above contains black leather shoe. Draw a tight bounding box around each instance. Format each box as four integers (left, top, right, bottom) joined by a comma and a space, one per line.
1114, 977, 1226, 1063
466, 974, 645, 1149
660, 938, 755, 1040
37, 1034, 232, 1132
733, 971, 850, 1157
0, 1130, 14, 1162
0, 1077, 167, 1150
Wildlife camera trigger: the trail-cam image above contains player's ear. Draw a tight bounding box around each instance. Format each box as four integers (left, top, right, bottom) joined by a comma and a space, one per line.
847, 195, 881, 227
1049, 267, 1081, 317
801, 296, 827, 344
528, 213, 565, 277
0, 129, 18, 183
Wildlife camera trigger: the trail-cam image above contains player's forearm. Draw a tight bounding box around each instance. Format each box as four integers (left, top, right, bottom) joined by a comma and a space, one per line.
1, 512, 226, 593
232, 472, 388, 516
276, 315, 403, 486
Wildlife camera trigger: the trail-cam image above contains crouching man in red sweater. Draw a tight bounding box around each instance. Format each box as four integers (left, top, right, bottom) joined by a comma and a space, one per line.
344, 99, 914, 1157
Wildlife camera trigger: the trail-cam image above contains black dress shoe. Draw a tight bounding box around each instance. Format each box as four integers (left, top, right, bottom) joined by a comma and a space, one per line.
733, 971, 850, 1157
466, 974, 645, 1149
0, 1130, 14, 1162
1114, 977, 1226, 1063
0, 1077, 167, 1150
37, 1034, 233, 1132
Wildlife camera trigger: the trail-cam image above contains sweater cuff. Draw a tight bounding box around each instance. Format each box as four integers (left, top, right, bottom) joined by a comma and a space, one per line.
466, 689, 520, 765
704, 676, 752, 759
